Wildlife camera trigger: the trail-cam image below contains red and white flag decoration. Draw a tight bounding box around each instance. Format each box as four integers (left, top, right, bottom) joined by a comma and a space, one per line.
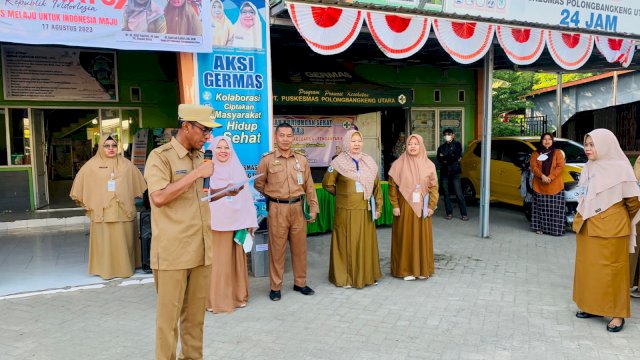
365, 12, 430, 59
595, 36, 635, 67
546, 31, 594, 71
287, 3, 363, 56
496, 26, 545, 65
433, 19, 494, 64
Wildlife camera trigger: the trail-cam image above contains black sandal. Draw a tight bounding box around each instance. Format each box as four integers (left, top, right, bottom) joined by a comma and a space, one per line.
575, 311, 602, 319
607, 318, 625, 332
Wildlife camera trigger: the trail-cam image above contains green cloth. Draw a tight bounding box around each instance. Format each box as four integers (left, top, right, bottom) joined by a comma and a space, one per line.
307, 181, 393, 234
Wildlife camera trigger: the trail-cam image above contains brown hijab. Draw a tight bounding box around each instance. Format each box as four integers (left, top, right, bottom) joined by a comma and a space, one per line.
70, 135, 147, 221
388, 134, 437, 217
330, 130, 378, 200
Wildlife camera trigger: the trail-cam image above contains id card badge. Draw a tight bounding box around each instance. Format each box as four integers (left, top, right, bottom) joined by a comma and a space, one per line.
355, 181, 364, 193
574, 186, 587, 197
297, 172, 304, 185
225, 196, 234, 202
536, 153, 549, 161
412, 191, 421, 203
107, 180, 116, 192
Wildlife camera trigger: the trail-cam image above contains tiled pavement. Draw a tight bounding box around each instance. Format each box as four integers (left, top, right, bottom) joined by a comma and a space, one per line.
1, 205, 639, 359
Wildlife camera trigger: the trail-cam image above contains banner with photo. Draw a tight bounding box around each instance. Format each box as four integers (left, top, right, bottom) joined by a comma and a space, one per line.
274, 115, 356, 168
196, 0, 271, 174
0, 0, 212, 52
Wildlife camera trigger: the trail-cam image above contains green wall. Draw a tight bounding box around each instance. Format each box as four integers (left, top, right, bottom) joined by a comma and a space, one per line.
354, 65, 477, 146
0, 46, 179, 128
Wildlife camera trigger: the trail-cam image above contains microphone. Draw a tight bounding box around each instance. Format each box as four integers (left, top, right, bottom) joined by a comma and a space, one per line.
203, 150, 213, 192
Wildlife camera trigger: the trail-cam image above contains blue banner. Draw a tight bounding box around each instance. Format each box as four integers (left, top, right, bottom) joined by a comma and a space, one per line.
196, 0, 271, 175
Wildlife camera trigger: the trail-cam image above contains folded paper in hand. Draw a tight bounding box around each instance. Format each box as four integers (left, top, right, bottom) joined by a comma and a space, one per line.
200, 173, 264, 201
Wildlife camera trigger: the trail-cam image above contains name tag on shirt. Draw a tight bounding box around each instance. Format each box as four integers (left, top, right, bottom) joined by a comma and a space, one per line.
297, 172, 304, 185
412, 192, 421, 203
355, 181, 364, 193
537, 154, 549, 161
107, 180, 116, 192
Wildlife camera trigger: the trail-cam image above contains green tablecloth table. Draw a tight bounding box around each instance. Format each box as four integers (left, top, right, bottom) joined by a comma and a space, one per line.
306, 181, 393, 234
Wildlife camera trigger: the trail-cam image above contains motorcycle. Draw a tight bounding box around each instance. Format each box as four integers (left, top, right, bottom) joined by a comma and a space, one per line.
518, 153, 579, 231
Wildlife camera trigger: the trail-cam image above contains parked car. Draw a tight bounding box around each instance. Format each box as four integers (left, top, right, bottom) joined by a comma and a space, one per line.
460, 136, 586, 228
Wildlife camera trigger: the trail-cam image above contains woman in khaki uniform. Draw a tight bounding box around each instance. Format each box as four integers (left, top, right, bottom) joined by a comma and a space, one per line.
70, 135, 147, 280
323, 130, 382, 289
388, 134, 439, 281
631, 158, 640, 297
572, 129, 640, 332
206, 136, 258, 313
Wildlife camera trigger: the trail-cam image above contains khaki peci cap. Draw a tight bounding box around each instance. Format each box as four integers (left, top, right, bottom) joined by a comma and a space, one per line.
178, 104, 222, 128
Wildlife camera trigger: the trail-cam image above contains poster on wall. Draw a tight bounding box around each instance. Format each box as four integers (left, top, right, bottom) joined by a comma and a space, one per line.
196, 0, 271, 174
0, 0, 212, 52
274, 115, 356, 167
2, 45, 118, 101
131, 129, 149, 174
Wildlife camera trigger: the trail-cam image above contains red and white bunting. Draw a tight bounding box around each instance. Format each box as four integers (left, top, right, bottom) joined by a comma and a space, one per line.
546, 31, 594, 71
287, 3, 363, 56
365, 12, 430, 59
433, 19, 494, 64
595, 36, 635, 67
496, 26, 545, 65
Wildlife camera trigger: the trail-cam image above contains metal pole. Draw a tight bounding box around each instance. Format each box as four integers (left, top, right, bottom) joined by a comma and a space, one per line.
612, 71, 619, 106
556, 73, 563, 138
479, 45, 494, 238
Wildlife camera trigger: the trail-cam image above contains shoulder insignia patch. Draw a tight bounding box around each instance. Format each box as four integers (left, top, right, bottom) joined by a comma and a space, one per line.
293, 150, 307, 156
261, 150, 274, 157
328, 166, 334, 173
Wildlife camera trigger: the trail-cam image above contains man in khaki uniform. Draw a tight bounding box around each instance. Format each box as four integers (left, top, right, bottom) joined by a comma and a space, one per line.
144, 104, 221, 360
255, 122, 319, 301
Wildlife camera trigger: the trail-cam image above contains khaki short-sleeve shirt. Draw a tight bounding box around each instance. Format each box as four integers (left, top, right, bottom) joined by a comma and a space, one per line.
144, 137, 213, 270
254, 149, 319, 213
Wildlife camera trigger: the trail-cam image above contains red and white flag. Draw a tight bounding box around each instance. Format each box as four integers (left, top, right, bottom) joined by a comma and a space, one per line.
433, 19, 494, 64
365, 12, 430, 59
496, 26, 546, 65
546, 31, 594, 71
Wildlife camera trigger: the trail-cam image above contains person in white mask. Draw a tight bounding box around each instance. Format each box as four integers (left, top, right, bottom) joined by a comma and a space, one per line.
437, 128, 468, 221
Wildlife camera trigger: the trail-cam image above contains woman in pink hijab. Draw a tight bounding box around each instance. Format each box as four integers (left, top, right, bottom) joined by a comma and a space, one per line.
322, 130, 382, 289
206, 136, 258, 313
388, 134, 439, 281
572, 129, 640, 333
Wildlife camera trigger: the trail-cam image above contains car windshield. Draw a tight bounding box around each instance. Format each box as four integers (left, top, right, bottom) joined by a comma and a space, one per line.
530, 140, 587, 164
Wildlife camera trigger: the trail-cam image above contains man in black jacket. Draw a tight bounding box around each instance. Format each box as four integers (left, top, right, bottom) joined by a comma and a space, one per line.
437, 128, 468, 221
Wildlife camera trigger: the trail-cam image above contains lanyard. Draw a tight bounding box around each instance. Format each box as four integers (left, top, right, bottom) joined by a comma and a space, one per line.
352, 158, 359, 171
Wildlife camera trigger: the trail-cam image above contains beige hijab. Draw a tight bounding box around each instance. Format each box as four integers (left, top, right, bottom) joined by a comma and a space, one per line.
577, 129, 640, 252
330, 130, 378, 200
70, 135, 147, 221
388, 134, 437, 217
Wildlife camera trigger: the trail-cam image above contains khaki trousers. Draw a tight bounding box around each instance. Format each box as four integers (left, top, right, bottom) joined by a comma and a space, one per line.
153, 264, 211, 360
267, 202, 307, 290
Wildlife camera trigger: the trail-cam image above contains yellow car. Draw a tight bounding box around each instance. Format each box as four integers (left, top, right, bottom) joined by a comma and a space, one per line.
460, 136, 585, 207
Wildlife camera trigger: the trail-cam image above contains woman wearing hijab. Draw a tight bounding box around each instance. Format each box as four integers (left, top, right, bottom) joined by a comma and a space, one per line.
631, 158, 640, 298
388, 134, 439, 281
70, 135, 147, 280
322, 130, 382, 289
230, 1, 263, 49
573, 129, 640, 333
122, 0, 167, 33
211, 0, 233, 46
530, 132, 566, 236
206, 136, 258, 313
164, 0, 202, 36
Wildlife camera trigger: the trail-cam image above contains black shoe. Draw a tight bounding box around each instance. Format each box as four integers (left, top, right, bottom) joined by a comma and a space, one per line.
576, 311, 603, 319
607, 318, 625, 333
293, 285, 315, 295
269, 290, 281, 301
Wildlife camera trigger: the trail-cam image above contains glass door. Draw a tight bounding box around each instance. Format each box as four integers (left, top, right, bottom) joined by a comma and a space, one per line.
31, 109, 49, 208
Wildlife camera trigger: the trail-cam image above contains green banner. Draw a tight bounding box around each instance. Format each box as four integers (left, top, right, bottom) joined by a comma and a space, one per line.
273, 83, 413, 107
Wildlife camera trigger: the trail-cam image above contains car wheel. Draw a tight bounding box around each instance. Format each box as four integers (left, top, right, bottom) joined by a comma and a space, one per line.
461, 179, 477, 205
